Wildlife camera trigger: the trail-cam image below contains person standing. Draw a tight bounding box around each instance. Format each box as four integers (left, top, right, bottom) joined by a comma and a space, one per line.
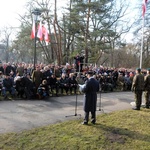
81, 71, 99, 125
131, 68, 144, 110
74, 53, 84, 72
16, 63, 24, 76
5, 62, 14, 75
144, 68, 150, 109
31, 66, 43, 91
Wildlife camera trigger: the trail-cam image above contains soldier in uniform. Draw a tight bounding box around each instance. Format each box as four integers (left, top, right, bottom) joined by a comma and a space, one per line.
131, 68, 144, 110
31, 66, 43, 91
144, 68, 150, 108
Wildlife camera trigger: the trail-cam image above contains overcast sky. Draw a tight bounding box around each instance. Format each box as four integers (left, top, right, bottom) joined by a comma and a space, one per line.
0, 0, 27, 28
0, 0, 140, 27
0, 0, 142, 43
0, 0, 70, 28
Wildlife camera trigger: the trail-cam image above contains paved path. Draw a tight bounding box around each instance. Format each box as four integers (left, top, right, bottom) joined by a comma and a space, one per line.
0, 92, 137, 134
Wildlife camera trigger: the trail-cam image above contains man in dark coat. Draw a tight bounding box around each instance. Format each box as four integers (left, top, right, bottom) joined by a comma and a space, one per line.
5, 62, 15, 76
131, 68, 144, 110
81, 71, 99, 125
48, 74, 59, 96
68, 73, 78, 94
58, 73, 69, 95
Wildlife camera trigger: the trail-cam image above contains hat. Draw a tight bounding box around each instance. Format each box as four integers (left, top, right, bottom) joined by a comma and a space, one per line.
87, 71, 93, 75
136, 68, 141, 72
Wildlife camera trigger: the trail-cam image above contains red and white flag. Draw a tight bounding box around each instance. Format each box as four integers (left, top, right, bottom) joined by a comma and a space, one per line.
42, 25, 50, 42
142, 0, 148, 17
37, 21, 43, 41
30, 19, 35, 39
31, 21, 50, 43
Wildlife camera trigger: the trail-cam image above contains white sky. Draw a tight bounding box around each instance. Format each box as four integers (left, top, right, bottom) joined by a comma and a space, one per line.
0, 0, 27, 28
0, 0, 141, 26
0, 0, 141, 43
0, 0, 69, 28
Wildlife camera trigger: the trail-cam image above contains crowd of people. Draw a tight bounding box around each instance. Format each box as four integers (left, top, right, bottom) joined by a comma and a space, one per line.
0, 60, 149, 100
0, 59, 149, 126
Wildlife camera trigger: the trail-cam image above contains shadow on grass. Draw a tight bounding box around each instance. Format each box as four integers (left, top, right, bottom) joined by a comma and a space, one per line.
91, 123, 150, 143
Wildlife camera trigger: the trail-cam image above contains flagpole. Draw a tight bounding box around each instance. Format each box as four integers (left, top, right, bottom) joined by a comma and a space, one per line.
32, 8, 41, 70
140, 17, 145, 69
140, 0, 148, 69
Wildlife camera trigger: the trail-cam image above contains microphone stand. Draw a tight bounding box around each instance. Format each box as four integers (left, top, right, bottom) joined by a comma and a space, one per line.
98, 87, 104, 112
65, 93, 81, 117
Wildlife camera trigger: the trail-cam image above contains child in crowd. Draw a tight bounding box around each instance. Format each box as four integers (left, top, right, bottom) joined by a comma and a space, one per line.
37, 80, 49, 99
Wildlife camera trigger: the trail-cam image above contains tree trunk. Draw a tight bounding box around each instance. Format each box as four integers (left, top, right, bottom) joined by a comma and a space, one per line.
53, 0, 62, 66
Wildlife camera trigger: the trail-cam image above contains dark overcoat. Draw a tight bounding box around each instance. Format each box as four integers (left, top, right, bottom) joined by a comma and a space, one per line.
82, 77, 99, 112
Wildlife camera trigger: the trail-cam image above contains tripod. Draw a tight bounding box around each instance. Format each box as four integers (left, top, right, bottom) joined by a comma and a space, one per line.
65, 94, 81, 117
97, 88, 104, 112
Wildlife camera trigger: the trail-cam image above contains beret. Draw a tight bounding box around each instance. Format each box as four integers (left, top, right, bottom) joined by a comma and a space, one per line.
136, 68, 141, 71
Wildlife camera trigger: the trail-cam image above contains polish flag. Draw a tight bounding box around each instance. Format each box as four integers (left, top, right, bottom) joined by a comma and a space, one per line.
43, 25, 50, 42
37, 21, 43, 41
30, 19, 35, 39
142, 0, 148, 17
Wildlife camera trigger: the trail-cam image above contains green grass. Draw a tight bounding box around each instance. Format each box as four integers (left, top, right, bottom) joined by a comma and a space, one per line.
0, 109, 150, 150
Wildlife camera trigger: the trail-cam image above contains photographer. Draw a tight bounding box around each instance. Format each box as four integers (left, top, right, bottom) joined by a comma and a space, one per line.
74, 53, 84, 72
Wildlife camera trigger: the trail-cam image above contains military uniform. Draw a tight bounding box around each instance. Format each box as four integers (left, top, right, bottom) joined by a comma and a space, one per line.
131, 68, 144, 110
31, 67, 43, 91
144, 68, 150, 108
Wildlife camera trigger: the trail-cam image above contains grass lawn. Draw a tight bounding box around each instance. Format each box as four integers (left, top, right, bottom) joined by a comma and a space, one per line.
0, 108, 150, 150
